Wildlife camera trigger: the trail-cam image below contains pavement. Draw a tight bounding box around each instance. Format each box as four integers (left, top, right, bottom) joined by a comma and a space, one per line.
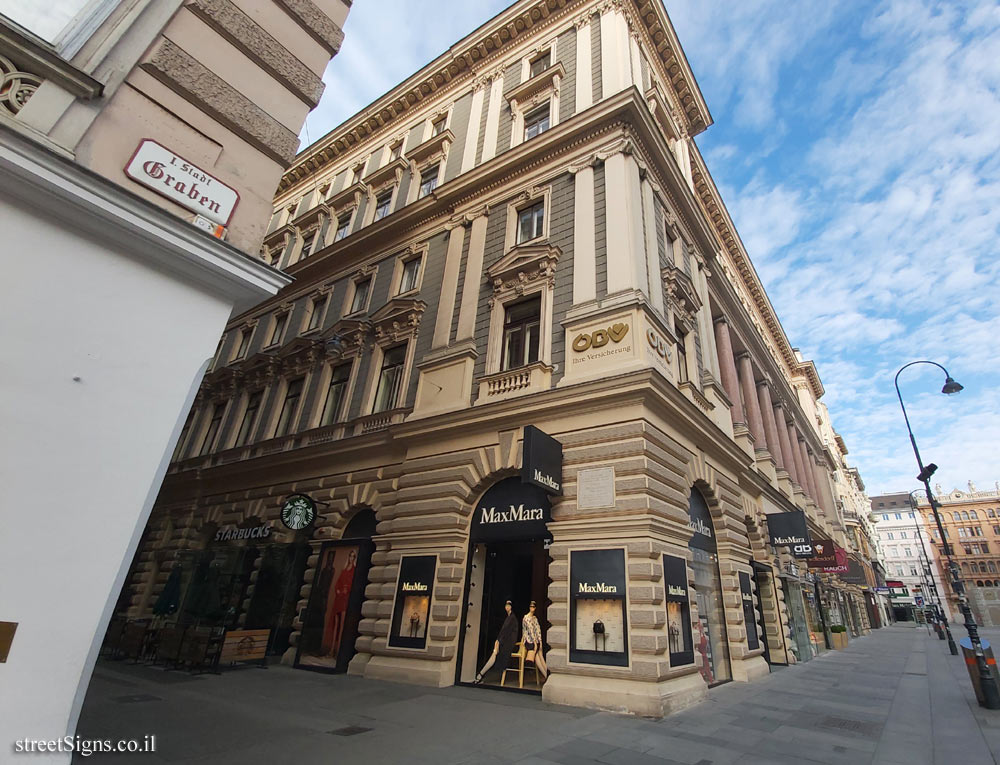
62, 625, 1000, 764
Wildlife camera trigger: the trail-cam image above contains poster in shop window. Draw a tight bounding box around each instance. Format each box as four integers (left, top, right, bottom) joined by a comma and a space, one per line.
388, 555, 437, 650
739, 571, 761, 651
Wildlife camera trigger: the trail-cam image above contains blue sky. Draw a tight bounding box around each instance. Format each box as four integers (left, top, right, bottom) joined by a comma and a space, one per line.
304, 0, 1000, 497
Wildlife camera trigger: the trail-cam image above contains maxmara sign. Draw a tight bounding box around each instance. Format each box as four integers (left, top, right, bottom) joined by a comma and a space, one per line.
471, 477, 551, 543
125, 139, 239, 226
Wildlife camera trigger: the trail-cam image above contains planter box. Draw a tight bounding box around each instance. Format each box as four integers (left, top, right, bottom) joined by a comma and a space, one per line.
830, 631, 849, 650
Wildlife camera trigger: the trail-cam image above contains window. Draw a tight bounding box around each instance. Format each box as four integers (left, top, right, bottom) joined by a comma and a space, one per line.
234, 390, 263, 447
675, 321, 688, 383
349, 278, 371, 314
200, 403, 225, 456
954, 512, 962, 521
233, 328, 252, 360
529, 52, 551, 78
895, 513, 902, 520
962, 511, 970, 520
267, 313, 288, 347
993, 526, 1000, 535
990, 562, 998, 574
965, 546, 973, 555
301, 230, 318, 259
904, 547, 912, 557
959, 527, 968, 537
501, 296, 541, 371
306, 296, 327, 332
908, 512, 914, 518
373, 190, 393, 221
274, 378, 304, 437
985, 543, 991, 554
899, 531, 908, 539
887, 532, 894, 540
351, 166, 363, 185
398, 256, 422, 295
972, 510, 980, 520
887, 546, 897, 557
882, 514, 889, 521
989, 509, 997, 518
390, 142, 403, 161
431, 116, 447, 136
976, 526, 984, 537
320, 364, 352, 426
523, 104, 550, 140
418, 165, 439, 198
334, 212, 352, 242
373, 345, 407, 413
910, 567, 919, 577
516, 201, 544, 244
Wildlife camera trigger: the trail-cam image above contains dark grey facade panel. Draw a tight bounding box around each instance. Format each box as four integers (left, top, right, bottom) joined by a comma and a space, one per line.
396, 171, 411, 213
405, 123, 425, 152
549, 172, 575, 386
495, 102, 513, 159
655, 196, 667, 268
641, 52, 650, 91
473, 210, 509, 382
406, 231, 449, 404
346, 350, 371, 420
503, 60, 522, 95
448, 224, 473, 345
558, 27, 577, 122
474, 86, 489, 166
444, 91, 473, 182
594, 162, 607, 299
368, 252, 396, 316
591, 13, 601, 105
327, 276, 349, 325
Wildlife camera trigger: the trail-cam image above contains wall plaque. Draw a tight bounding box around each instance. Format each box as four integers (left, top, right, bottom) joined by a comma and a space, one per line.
389, 555, 437, 649
569, 548, 628, 667
577, 467, 615, 510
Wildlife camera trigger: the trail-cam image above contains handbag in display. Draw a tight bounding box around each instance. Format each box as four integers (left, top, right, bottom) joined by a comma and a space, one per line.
593, 619, 607, 651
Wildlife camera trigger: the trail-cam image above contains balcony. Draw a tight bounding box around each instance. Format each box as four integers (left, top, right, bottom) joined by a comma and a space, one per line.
353, 407, 409, 436
475, 362, 552, 405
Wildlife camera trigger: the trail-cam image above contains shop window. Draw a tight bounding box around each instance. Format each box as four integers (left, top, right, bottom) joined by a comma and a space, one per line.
418, 164, 440, 198
199, 402, 225, 456
524, 104, 550, 141
397, 254, 422, 295
687, 488, 731, 684
320, 363, 352, 426
372, 344, 407, 413
501, 296, 541, 371
348, 277, 372, 315
274, 378, 304, 437
306, 295, 327, 332
517, 200, 545, 244
267, 312, 289, 347
529, 52, 551, 78
334, 211, 352, 242
373, 190, 393, 221
234, 390, 263, 447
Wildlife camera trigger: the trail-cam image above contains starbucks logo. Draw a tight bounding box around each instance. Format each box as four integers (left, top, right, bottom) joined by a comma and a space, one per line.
281, 494, 316, 530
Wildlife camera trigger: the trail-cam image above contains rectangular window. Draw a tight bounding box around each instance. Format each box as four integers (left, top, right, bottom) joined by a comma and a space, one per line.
334, 212, 352, 241
529, 52, 551, 78
200, 403, 225, 456
234, 328, 252, 360
301, 230, 318, 259
268, 313, 288, 347
904, 547, 912, 557
882, 514, 889, 521
674, 321, 688, 383
899, 531, 908, 539
350, 278, 371, 314
887, 532, 894, 540
373, 345, 407, 413
959, 527, 968, 537
398, 257, 422, 294
516, 201, 544, 244
418, 165, 439, 198
373, 190, 393, 221
320, 364, 352, 426
501, 296, 541, 371
390, 142, 402, 161
274, 378, 304, 437
524, 104, 550, 140
234, 390, 263, 447
985, 543, 991, 554
976, 526, 984, 536
307, 296, 327, 331
432, 116, 447, 136
895, 513, 902, 520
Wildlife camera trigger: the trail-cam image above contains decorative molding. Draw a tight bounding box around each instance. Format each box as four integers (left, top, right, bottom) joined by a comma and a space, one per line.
370, 297, 426, 344
362, 156, 408, 192
141, 38, 298, 164
487, 242, 561, 298
406, 129, 454, 169
506, 61, 565, 109
0, 20, 101, 102
0, 53, 42, 116
274, 0, 345, 55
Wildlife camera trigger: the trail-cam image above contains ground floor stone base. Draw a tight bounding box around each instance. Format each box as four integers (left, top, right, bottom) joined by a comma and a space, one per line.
542, 670, 708, 717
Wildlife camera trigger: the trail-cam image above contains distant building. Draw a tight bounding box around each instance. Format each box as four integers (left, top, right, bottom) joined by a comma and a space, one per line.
0, 0, 350, 756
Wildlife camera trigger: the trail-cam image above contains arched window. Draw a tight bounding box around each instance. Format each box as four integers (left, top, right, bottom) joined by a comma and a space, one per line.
971, 510, 979, 520
989, 562, 998, 574
962, 511, 970, 521
977, 580, 985, 587
687, 488, 731, 685
988, 509, 996, 518
954, 512, 963, 521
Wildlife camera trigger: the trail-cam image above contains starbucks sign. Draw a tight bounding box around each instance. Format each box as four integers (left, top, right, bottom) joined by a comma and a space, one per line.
280, 494, 317, 531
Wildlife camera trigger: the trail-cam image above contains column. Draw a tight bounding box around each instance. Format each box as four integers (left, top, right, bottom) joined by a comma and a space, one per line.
460, 84, 486, 174
600, 5, 630, 99
628, 32, 643, 91
575, 15, 593, 112
776, 413, 800, 486
455, 213, 488, 341
794, 433, 815, 501
481, 73, 503, 163
713, 317, 745, 425
736, 352, 765, 447
758, 383, 784, 470
604, 150, 646, 296
572, 164, 597, 304
431, 222, 465, 349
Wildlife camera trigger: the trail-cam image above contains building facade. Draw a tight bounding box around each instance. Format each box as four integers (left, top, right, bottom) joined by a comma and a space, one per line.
0, 0, 350, 758
918, 483, 1000, 623
116, 0, 871, 717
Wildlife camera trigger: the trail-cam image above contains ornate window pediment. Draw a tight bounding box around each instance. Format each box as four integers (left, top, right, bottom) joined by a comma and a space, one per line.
327, 181, 367, 213
644, 82, 681, 142
363, 157, 408, 193
488, 243, 560, 296
322, 318, 372, 357
262, 221, 295, 250
407, 129, 454, 168
663, 264, 702, 330
276, 337, 325, 373
369, 297, 426, 344
290, 201, 330, 231
507, 61, 565, 110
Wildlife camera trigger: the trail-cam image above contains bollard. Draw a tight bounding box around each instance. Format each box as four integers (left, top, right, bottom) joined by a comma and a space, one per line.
960, 637, 1000, 708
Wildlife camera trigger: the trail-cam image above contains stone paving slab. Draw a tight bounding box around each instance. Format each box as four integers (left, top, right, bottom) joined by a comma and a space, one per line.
65, 626, 1000, 764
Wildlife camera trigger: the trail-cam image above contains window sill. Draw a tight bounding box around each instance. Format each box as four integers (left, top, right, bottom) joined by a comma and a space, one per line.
475, 361, 553, 405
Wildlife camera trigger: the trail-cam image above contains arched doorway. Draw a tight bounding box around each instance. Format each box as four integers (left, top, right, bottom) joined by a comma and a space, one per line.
688, 487, 731, 685
295, 508, 376, 673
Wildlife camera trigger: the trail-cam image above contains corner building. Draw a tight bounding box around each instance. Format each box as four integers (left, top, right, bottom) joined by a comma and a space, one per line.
124, 0, 869, 716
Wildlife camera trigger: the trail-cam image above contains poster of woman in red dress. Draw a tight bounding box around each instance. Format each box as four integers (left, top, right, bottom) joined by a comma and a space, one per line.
298, 545, 358, 669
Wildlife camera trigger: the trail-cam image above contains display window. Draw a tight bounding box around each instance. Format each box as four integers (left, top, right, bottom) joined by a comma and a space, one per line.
687, 489, 731, 685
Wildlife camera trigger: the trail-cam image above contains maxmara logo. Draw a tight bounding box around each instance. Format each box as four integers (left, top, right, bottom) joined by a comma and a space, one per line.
773, 535, 807, 545
402, 582, 428, 592
579, 582, 617, 594
688, 518, 712, 538
533, 469, 560, 492
479, 504, 545, 524
668, 585, 687, 597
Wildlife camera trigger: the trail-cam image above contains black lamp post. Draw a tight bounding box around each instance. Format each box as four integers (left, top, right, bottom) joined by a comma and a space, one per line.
907, 490, 948, 644
894, 360, 1000, 709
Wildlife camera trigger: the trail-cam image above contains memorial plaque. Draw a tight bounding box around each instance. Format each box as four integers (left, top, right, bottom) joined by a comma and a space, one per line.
577, 467, 616, 510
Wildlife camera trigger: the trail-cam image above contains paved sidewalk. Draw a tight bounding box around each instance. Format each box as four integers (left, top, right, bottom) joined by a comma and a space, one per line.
61, 626, 1000, 764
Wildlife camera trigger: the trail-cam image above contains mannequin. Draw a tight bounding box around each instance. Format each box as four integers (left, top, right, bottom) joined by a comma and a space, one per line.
521, 600, 548, 679
474, 600, 518, 684
325, 548, 357, 658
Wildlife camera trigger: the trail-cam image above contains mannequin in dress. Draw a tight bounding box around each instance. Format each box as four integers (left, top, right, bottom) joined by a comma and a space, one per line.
474, 600, 518, 684
521, 600, 548, 679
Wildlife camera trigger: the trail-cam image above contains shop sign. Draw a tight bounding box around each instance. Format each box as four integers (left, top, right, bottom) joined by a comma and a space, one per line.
764, 511, 814, 558
124, 139, 238, 225
570, 321, 632, 367
739, 571, 761, 651
471, 477, 551, 543
522, 425, 562, 495
569, 548, 628, 667
874, 587, 890, 594
280, 494, 316, 531
388, 555, 436, 650
214, 523, 272, 542
822, 545, 849, 574
663, 554, 693, 666
805, 538, 840, 569
838, 557, 869, 586
688, 491, 716, 552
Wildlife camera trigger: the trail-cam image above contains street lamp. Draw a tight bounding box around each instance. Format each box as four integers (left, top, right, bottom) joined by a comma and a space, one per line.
894, 360, 1000, 709
908, 490, 949, 645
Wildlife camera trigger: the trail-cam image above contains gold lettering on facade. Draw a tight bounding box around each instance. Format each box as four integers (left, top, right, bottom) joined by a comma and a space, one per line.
572, 323, 629, 352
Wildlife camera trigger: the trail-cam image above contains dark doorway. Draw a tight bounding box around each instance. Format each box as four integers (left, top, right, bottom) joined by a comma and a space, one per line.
244, 542, 310, 657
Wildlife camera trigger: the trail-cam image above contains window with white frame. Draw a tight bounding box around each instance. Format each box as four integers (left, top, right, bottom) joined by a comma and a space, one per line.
234, 390, 263, 447
274, 378, 304, 437
516, 200, 544, 244
320, 363, 352, 426
306, 295, 327, 332
372, 345, 407, 413
334, 211, 352, 242
523, 104, 550, 141
348, 277, 372, 315
390, 141, 403, 161
418, 164, 440, 198
501, 296, 541, 371
431, 116, 447, 137
267, 312, 289, 347
373, 190, 393, 221
300, 229, 319, 259
397, 255, 422, 295
200, 402, 226, 456
674, 320, 689, 383
529, 52, 551, 78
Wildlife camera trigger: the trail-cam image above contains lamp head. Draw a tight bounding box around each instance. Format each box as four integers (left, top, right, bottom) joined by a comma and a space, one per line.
942, 376, 963, 395
917, 463, 938, 483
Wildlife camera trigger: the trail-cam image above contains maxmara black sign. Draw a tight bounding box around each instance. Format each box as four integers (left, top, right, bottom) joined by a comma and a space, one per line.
522, 425, 563, 496
389, 555, 436, 650
471, 477, 551, 543
569, 548, 628, 667
764, 511, 814, 558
